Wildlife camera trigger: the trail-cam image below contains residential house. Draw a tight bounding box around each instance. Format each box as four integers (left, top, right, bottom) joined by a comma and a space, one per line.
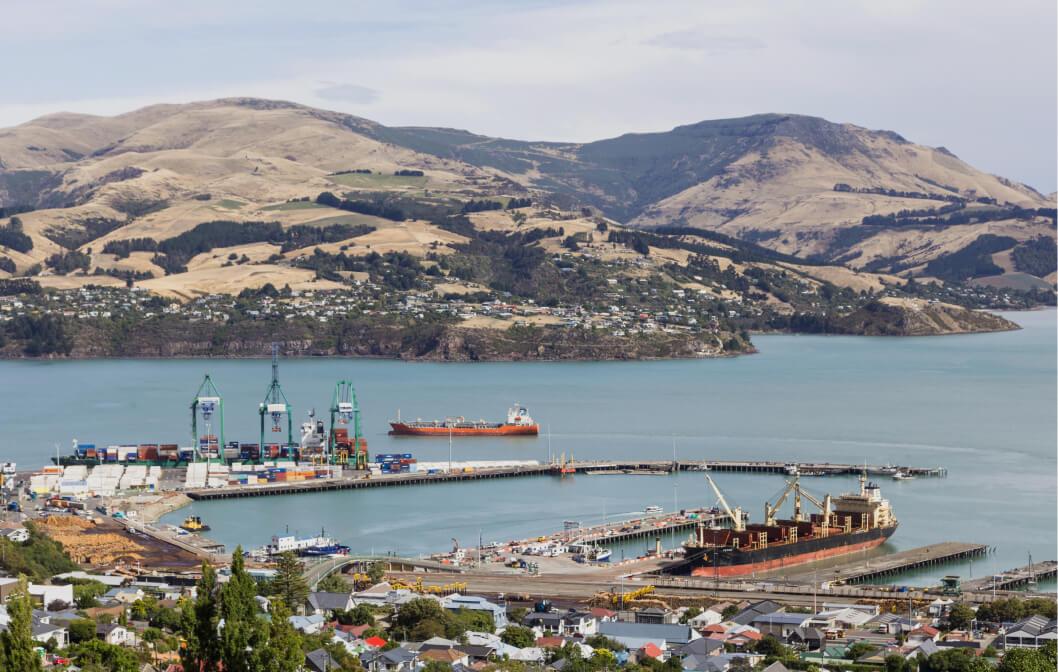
442, 594, 508, 628
785, 627, 824, 651
97, 622, 136, 646
1002, 616, 1058, 649
419, 648, 470, 667
752, 612, 810, 638
807, 607, 874, 631
307, 591, 354, 618
635, 607, 671, 625
687, 608, 724, 628
598, 620, 698, 652
729, 601, 782, 626
361, 645, 420, 672
28, 583, 74, 609
305, 647, 342, 672
289, 613, 327, 634
104, 587, 145, 605
868, 613, 916, 635
928, 599, 955, 618
0, 524, 29, 543
908, 625, 941, 643
524, 610, 597, 636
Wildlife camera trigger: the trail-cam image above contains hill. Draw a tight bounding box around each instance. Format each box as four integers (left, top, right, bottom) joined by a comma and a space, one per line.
0, 99, 1048, 359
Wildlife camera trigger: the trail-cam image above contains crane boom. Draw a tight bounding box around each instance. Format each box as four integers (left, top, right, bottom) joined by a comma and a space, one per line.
704, 472, 744, 531
764, 478, 798, 526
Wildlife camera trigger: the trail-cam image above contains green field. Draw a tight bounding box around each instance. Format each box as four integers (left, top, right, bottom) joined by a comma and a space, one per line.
326, 172, 428, 189
215, 199, 247, 210
261, 200, 327, 211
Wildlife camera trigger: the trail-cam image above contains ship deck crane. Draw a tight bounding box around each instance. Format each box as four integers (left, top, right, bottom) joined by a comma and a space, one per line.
191, 374, 224, 462
259, 344, 294, 453
704, 472, 744, 532
791, 480, 833, 537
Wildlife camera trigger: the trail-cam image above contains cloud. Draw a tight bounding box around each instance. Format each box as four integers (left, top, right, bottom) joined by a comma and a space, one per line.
645, 30, 765, 53
314, 83, 380, 104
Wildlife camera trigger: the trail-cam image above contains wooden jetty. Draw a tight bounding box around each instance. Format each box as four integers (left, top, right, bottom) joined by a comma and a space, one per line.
817, 542, 989, 585
962, 560, 1058, 592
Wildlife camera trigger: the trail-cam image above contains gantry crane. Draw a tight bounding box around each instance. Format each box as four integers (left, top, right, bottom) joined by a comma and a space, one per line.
259, 344, 294, 452
328, 380, 367, 468
191, 374, 224, 462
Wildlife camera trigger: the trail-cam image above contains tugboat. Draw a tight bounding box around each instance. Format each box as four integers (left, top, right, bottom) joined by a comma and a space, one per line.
180, 515, 211, 533
389, 404, 539, 436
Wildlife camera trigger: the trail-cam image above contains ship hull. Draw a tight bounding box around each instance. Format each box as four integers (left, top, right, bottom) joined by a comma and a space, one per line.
674, 524, 896, 577
388, 422, 539, 436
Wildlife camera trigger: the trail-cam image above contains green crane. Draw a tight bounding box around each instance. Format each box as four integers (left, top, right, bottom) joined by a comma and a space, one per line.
328, 380, 367, 468
259, 343, 294, 454
190, 374, 224, 463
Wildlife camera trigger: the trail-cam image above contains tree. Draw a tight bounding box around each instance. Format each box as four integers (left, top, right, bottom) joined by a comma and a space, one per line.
69, 618, 98, 644
422, 661, 453, 672
501, 625, 536, 648
317, 572, 351, 593
997, 647, 1054, 672
256, 598, 304, 672
366, 561, 386, 584
886, 653, 912, 672
271, 551, 309, 612
0, 576, 41, 671
181, 562, 222, 672
920, 648, 992, 672
847, 641, 879, 661
219, 548, 263, 672
947, 603, 976, 631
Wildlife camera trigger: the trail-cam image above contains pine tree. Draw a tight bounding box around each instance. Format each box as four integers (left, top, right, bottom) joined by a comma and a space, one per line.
0, 576, 42, 671
256, 598, 304, 672
271, 551, 309, 612
181, 562, 222, 672
219, 547, 264, 672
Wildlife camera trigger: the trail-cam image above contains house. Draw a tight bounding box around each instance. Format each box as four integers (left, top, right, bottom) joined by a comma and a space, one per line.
808, 607, 874, 631
598, 621, 698, 651
904, 639, 941, 660
589, 607, 617, 622
419, 648, 470, 667
729, 601, 782, 626
635, 607, 671, 625
821, 602, 880, 617
361, 645, 420, 672
524, 610, 597, 636
28, 583, 74, 609
675, 637, 726, 659
0, 525, 29, 543
1002, 616, 1058, 649
687, 608, 724, 628
752, 612, 810, 638
31, 619, 68, 647
97, 622, 136, 646
928, 598, 955, 617
289, 613, 327, 634
442, 594, 508, 628
908, 625, 941, 643
104, 587, 145, 605
307, 591, 354, 617
785, 627, 824, 651
305, 647, 342, 672
868, 613, 916, 634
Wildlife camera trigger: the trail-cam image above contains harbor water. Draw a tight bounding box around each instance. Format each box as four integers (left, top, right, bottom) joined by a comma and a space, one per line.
2, 309, 1055, 586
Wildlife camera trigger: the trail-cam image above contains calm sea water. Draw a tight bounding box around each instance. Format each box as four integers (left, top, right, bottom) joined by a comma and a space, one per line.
2, 310, 1055, 586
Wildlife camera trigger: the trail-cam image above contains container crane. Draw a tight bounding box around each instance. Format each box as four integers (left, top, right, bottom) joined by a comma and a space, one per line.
190, 374, 224, 462
259, 344, 294, 453
328, 380, 367, 469
704, 472, 744, 532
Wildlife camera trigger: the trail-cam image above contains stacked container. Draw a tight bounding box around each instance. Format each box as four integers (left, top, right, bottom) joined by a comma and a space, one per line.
375, 453, 417, 474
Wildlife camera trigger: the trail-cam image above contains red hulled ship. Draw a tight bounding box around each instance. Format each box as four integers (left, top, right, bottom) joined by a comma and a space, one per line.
666, 471, 898, 577
388, 405, 539, 436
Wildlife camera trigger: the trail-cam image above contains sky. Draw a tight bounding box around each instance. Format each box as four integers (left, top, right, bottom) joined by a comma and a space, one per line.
2, 0, 1055, 191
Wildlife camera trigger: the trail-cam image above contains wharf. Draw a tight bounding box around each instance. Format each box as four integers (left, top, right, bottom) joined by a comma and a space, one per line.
184, 458, 944, 500
962, 560, 1058, 592
783, 541, 990, 585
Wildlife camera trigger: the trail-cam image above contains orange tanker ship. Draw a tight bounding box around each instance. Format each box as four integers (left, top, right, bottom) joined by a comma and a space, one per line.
389, 405, 539, 436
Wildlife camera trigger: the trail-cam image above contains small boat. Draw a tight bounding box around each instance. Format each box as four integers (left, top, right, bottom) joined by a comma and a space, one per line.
593, 548, 613, 562
180, 515, 210, 532
644, 505, 664, 515
892, 471, 916, 481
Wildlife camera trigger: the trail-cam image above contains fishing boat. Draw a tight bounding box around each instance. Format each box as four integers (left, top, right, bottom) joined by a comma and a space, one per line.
892, 471, 916, 481
645, 505, 664, 515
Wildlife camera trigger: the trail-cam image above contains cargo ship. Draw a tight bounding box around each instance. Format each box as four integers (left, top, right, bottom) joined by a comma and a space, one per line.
388, 404, 539, 436
666, 472, 897, 577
